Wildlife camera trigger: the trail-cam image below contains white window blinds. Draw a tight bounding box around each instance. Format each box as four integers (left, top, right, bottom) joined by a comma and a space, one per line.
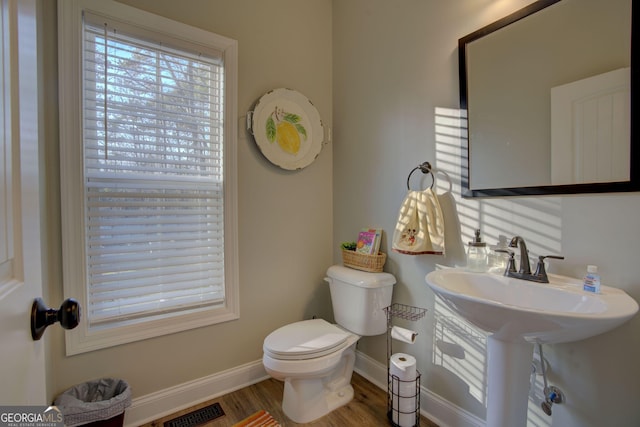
82, 15, 225, 327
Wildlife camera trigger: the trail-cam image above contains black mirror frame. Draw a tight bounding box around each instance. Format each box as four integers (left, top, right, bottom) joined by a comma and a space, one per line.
459, 0, 639, 198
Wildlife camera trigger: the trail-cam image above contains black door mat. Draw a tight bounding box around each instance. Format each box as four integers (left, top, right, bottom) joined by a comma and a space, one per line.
163, 402, 225, 427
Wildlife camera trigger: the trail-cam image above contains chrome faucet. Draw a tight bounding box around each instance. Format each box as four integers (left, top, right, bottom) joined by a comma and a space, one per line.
495, 235, 564, 283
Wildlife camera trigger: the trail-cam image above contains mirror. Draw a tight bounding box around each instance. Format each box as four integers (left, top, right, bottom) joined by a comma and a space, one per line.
459, 0, 639, 197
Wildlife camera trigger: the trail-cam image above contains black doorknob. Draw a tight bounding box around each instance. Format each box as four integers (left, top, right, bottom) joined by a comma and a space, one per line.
31, 297, 81, 340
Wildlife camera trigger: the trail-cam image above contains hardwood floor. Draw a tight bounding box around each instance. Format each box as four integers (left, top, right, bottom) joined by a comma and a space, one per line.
141, 372, 439, 426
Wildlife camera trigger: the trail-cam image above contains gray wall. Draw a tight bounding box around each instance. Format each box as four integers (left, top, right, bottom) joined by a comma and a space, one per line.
333, 1, 640, 426
42, 0, 334, 399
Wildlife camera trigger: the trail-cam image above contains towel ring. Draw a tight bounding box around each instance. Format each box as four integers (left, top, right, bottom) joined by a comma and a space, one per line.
406, 162, 434, 190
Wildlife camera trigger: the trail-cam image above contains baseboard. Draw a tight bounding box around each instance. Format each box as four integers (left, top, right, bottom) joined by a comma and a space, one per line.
124, 352, 483, 427
354, 351, 485, 427
123, 360, 269, 426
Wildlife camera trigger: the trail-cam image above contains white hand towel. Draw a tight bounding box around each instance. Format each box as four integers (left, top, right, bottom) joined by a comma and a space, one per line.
392, 189, 445, 255
436, 191, 466, 266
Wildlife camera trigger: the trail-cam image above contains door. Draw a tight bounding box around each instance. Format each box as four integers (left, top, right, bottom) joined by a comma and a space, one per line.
0, 0, 46, 404
551, 67, 631, 185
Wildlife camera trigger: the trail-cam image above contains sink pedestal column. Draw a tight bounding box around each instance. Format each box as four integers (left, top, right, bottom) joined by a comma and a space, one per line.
486, 337, 534, 427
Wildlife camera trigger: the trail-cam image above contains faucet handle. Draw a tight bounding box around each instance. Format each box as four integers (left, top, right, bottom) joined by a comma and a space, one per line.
495, 249, 513, 255
540, 255, 564, 261
534, 255, 565, 279
496, 249, 517, 274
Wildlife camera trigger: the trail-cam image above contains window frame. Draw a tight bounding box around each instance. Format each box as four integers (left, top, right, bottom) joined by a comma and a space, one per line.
58, 0, 239, 355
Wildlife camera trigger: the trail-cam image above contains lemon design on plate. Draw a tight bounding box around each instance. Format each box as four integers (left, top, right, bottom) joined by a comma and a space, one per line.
266, 107, 307, 155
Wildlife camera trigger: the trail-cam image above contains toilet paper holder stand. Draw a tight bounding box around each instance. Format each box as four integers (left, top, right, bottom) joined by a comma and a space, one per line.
384, 303, 427, 427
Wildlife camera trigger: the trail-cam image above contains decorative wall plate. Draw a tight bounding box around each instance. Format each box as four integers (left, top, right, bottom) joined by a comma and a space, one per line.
251, 88, 324, 170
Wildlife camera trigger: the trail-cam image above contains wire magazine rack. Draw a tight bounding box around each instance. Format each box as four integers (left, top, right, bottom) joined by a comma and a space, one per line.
385, 303, 427, 427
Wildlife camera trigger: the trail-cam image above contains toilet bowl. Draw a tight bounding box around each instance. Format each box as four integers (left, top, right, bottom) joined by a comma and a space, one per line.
263, 319, 359, 423
262, 265, 395, 423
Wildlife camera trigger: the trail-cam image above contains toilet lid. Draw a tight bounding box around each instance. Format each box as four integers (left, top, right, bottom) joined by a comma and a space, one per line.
264, 319, 351, 360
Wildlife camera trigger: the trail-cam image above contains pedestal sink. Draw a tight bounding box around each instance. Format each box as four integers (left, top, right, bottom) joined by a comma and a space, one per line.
425, 268, 638, 427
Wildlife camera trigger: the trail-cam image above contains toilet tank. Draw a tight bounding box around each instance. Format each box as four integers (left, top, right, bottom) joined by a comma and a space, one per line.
325, 265, 395, 336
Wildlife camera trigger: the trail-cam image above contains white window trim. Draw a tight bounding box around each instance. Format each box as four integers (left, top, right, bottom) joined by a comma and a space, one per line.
58, 0, 239, 355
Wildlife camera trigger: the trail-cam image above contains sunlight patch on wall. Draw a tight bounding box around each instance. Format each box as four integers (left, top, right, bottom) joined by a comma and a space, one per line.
432, 297, 487, 405
434, 107, 563, 259
432, 107, 561, 426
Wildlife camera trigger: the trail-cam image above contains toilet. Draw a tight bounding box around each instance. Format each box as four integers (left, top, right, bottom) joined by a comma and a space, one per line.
262, 265, 396, 423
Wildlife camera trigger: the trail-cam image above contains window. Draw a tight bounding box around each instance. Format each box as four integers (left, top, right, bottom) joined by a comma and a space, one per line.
59, 0, 238, 354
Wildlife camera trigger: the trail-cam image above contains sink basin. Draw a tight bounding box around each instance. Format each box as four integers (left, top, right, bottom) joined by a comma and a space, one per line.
425, 268, 638, 343
426, 268, 638, 427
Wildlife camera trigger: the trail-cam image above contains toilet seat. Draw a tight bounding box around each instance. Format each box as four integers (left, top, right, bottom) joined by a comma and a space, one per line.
263, 319, 353, 360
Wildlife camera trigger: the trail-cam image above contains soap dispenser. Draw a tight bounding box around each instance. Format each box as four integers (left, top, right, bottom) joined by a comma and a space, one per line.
467, 229, 488, 272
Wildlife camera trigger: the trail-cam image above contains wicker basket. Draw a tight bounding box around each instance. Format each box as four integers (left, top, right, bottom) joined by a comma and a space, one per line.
341, 249, 387, 273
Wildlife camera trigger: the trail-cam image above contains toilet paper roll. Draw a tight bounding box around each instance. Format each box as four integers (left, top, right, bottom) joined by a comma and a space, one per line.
389, 353, 418, 427
389, 352, 417, 382
391, 326, 418, 344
